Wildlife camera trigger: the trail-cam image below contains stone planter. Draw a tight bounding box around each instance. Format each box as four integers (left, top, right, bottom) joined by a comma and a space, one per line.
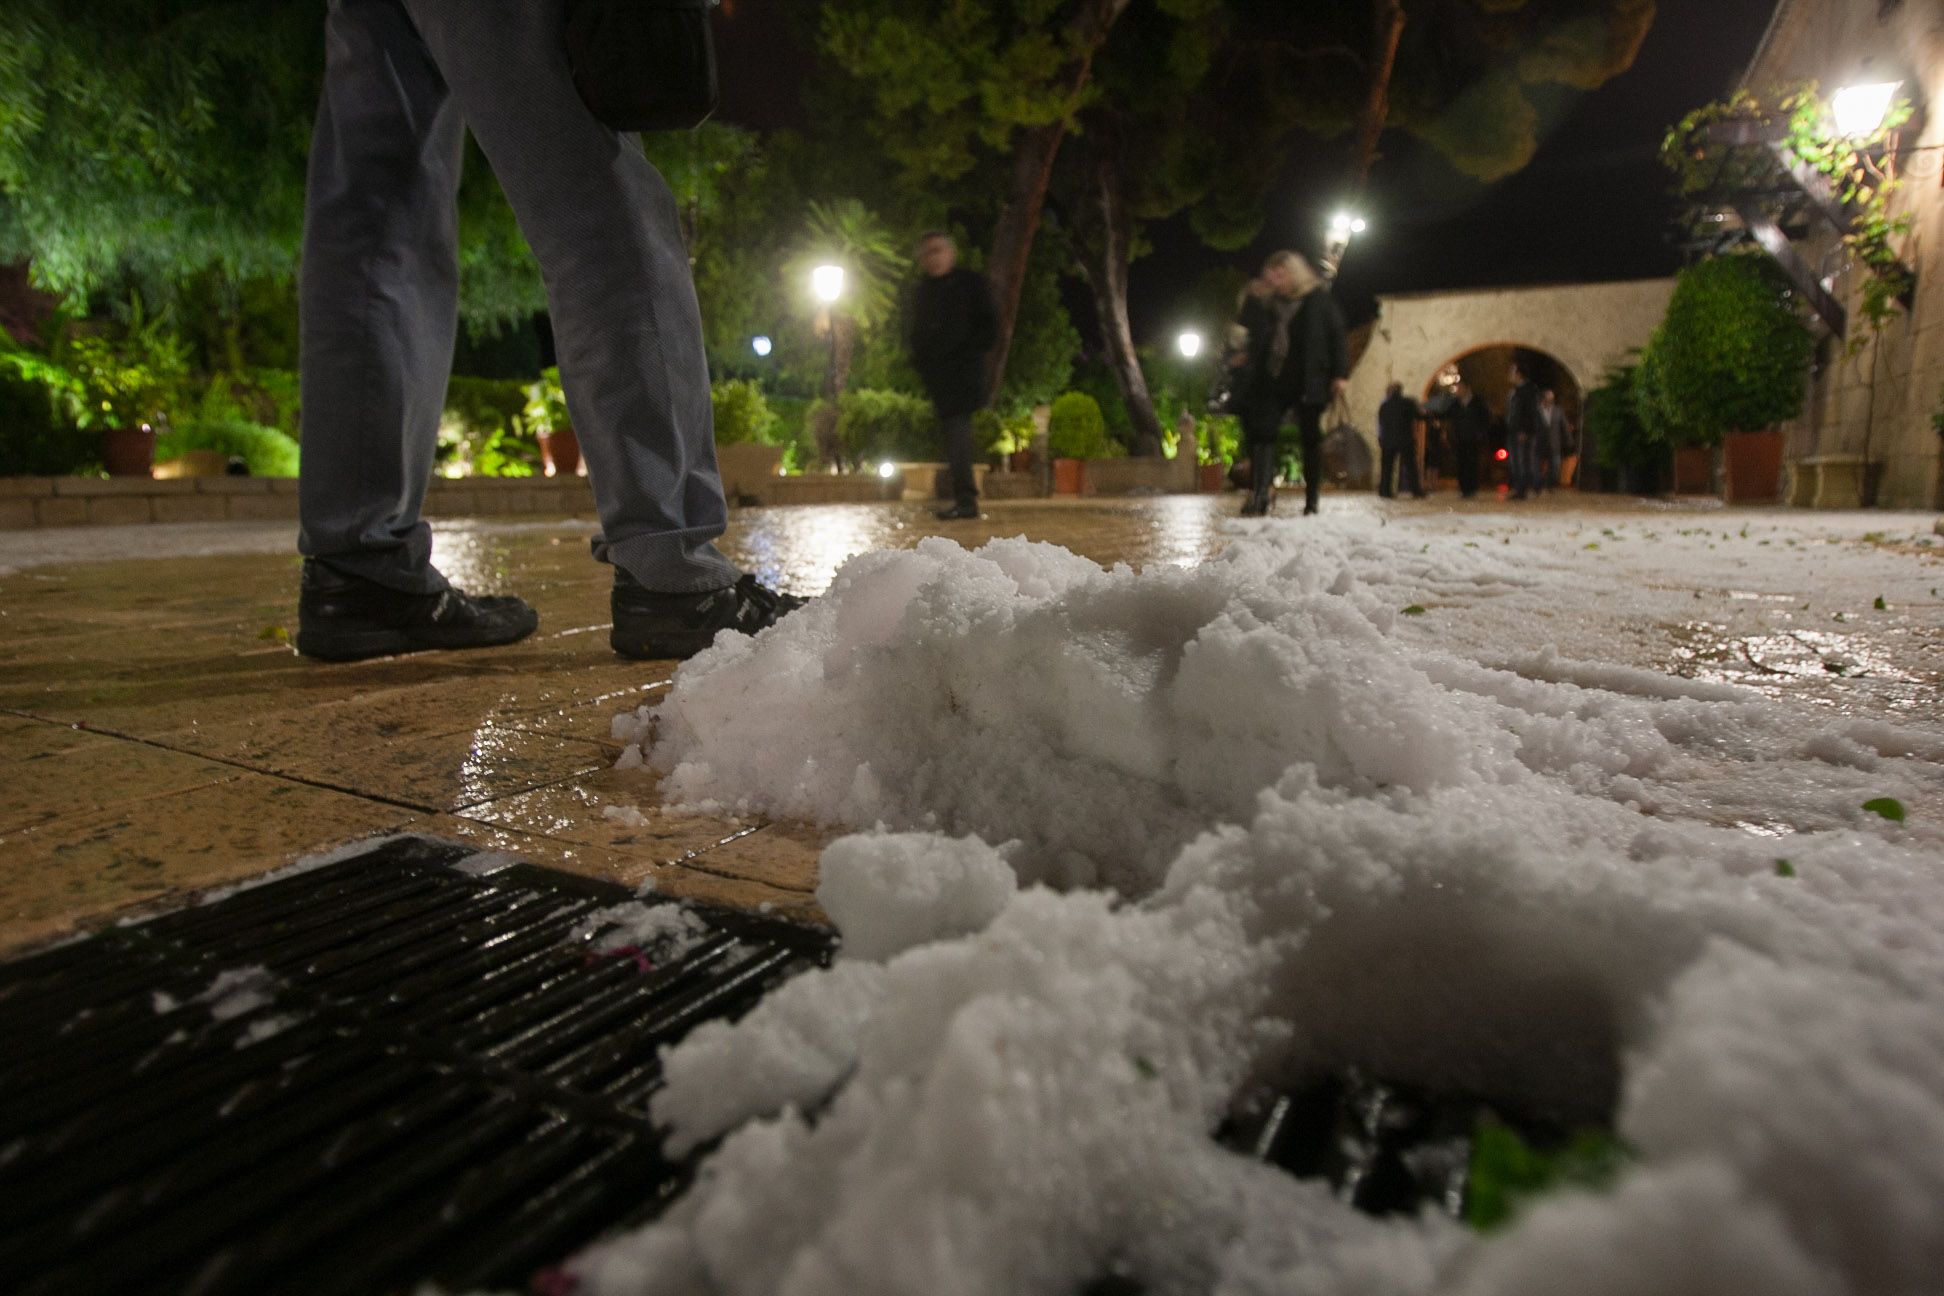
1723, 429, 1783, 504
715, 442, 785, 502
538, 426, 581, 477
1052, 457, 1086, 495
100, 425, 157, 478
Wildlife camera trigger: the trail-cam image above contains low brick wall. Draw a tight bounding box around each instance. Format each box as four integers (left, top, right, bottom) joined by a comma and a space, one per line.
0, 475, 602, 530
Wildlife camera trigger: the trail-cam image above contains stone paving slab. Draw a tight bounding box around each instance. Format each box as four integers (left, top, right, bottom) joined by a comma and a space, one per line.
3, 491, 1938, 956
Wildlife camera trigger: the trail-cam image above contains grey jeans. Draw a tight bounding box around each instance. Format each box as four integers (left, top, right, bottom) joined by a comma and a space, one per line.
298, 0, 740, 594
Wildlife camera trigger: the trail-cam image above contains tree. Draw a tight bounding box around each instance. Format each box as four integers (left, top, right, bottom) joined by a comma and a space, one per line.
818, 0, 1131, 403
0, 0, 545, 335
1635, 254, 1812, 447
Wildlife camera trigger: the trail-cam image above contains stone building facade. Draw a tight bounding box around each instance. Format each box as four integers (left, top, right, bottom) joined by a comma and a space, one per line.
1743, 0, 1944, 508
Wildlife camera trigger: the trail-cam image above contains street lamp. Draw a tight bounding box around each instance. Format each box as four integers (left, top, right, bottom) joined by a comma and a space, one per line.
811, 263, 846, 303
1323, 211, 1368, 282
751, 334, 772, 357
1831, 81, 1900, 137
1175, 330, 1203, 359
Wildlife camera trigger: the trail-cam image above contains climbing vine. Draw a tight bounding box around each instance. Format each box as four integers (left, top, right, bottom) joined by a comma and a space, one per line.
1662, 82, 1915, 342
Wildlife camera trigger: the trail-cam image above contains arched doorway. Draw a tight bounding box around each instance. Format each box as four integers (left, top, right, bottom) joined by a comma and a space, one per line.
1419, 343, 1583, 491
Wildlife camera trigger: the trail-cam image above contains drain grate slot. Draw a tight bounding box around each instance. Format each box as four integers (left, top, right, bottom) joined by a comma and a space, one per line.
0, 835, 831, 1296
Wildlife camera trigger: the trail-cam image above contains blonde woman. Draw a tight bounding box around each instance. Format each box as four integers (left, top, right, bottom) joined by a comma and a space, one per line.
1234, 251, 1348, 516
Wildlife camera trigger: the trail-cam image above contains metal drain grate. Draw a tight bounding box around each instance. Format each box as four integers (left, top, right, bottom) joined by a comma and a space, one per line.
0, 836, 832, 1296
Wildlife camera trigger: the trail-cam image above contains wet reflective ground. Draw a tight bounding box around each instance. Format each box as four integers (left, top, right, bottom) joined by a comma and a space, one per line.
2, 492, 1939, 953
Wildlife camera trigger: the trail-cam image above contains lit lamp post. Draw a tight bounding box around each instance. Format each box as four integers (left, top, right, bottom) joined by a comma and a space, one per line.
1830, 81, 1900, 137
1322, 211, 1367, 282
750, 334, 772, 358
810, 263, 848, 470
1175, 330, 1203, 360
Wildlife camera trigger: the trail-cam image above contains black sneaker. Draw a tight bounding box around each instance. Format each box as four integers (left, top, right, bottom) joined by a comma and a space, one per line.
296, 561, 539, 662
611, 570, 806, 661
935, 503, 982, 521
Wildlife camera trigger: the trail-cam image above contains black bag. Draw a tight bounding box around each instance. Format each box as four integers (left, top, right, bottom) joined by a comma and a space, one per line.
564, 0, 719, 132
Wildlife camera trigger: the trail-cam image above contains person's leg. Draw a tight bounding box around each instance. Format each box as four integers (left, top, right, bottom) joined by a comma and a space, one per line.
402, 0, 738, 594
1298, 403, 1324, 514
941, 411, 979, 513
1401, 440, 1422, 496
1378, 444, 1396, 498
298, 0, 465, 595
1247, 441, 1276, 514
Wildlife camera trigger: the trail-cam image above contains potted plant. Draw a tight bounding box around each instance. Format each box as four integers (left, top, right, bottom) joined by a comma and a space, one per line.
1047, 390, 1113, 495
52, 314, 186, 477
1634, 254, 1811, 503
1587, 360, 1665, 496
521, 366, 581, 477
1198, 414, 1239, 492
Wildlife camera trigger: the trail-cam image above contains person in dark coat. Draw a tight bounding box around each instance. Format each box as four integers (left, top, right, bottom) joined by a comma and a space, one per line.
1232, 271, 1293, 515
1448, 379, 1489, 499
1376, 381, 1425, 499
1275, 253, 1349, 516
1503, 360, 1544, 500
908, 232, 998, 520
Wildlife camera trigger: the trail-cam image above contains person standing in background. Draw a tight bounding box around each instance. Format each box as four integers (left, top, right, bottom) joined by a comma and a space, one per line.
1503, 360, 1543, 500
907, 231, 998, 522
1376, 381, 1425, 499
1276, 252, 1349, 516
1448, 378, 1488, 499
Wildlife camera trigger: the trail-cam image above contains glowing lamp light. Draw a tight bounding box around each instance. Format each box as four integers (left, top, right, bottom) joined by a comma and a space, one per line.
1176, 330, 1203, 359
1330, 212, 1368, 236
876, 461, 897, 479
1831, 81, 1900, 137
751, 334, 772, 357
1495, 448, 1510, 462
811, 263, 846, 303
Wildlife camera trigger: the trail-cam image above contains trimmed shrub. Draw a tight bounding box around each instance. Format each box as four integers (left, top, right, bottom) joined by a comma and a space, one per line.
712, 379, 781, 446
837, 388, 938, 465
0, 351, 93, 476
1587, 362, 1659, 472
1048, 390, 1115, 460
156, 415, 300, 477
1635, 254, 1812, 446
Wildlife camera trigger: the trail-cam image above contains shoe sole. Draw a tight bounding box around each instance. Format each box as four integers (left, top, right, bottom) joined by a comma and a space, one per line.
297, 613, 539, 663
610, 627, 724, 661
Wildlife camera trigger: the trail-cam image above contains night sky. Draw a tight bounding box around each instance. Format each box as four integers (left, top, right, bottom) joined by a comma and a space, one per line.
711, 0, 1783, 339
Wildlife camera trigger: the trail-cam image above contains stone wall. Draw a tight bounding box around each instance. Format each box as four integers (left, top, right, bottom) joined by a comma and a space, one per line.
1744, 0, 1944, 507
1346, 278, 1677, 461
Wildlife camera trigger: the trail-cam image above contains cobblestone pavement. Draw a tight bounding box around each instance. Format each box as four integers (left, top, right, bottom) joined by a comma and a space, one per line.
3, 490, 1939, 954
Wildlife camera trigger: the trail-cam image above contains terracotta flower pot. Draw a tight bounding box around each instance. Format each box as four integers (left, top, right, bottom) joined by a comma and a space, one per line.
539, 426, 581, 477
100, 424, 157, 478
1723, 429, 1783, 504
1198, 462, 1226, 493
1009, 449, 1036, 474
1671, 445, 1712, 495
1052, 457, 1085, 495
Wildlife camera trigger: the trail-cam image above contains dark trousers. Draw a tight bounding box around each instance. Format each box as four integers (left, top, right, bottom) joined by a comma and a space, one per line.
298, 0, 738, 594
1509, 433, 1538, 496
940, 411, 978, 509
1294, 401, 1324, 513
1454, 436, 1481, 497
1242, 395, 1282, 512
1378, 441, 1420, 498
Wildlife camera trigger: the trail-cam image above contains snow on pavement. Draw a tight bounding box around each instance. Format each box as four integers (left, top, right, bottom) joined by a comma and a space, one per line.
588, 509, 1944, 1296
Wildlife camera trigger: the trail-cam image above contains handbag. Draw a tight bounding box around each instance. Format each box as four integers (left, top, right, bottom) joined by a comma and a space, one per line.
564, 0, 719, 132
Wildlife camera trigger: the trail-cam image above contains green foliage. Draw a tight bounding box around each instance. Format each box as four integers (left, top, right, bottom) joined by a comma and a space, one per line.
1047, 391, 1115, 460
1196, 414, 1240, 466
0, 346, 91, 475
834, 387, 937, 465
1862, 797, 1906, 823
991, 236, 1079, 413
1931, 382, 1944, 440
1662, 83, 1915, 343
1635, 255, 1812, 447
0, 2, 542, 329
976, 408, 1037, 458
711, 379, 781, 446
1465, 1122, 1629, 1232
1585, 361, 1660, 471
518, 368, 569, 438
40, 302, 192, 431
155, 414, 299, 476
441, 375, 536, 478
767, 395, 818, 475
